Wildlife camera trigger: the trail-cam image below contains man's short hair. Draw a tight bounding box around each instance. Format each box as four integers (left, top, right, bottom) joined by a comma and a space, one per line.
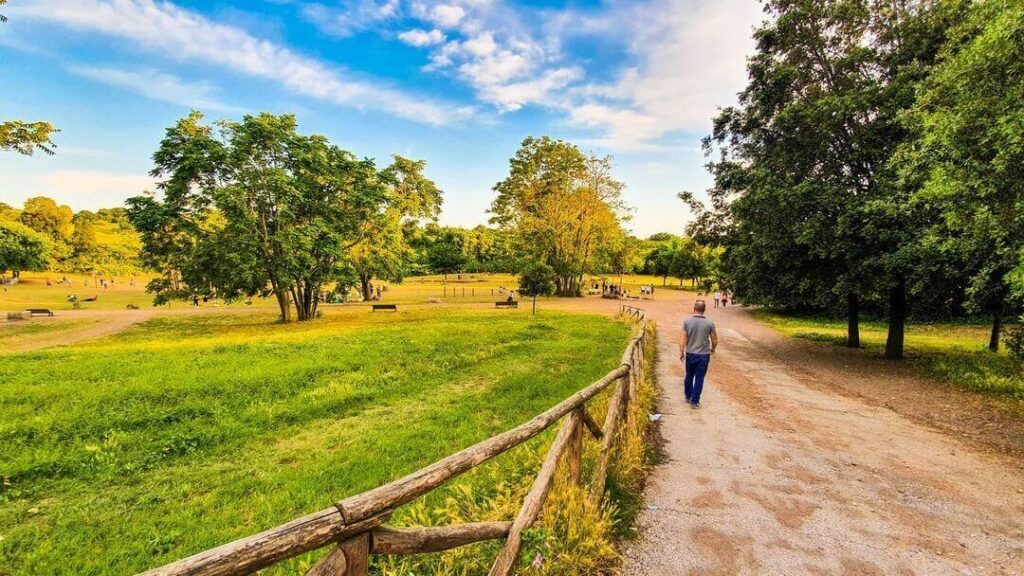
694, 300, 706, 313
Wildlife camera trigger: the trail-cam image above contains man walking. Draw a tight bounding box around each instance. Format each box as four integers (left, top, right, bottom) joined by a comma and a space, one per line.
679, 299, 718, 409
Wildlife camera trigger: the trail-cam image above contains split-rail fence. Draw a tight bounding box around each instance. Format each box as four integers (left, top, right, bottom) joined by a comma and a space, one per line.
140, 313, 650, 576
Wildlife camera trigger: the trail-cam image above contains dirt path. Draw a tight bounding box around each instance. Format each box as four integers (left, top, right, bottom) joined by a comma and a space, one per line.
1, 310, 158, 353
554, 292, 1024, 575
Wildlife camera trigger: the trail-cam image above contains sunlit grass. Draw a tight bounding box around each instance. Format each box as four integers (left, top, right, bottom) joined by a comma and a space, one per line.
0, 308, 632, 575
755, 310, 1024, 400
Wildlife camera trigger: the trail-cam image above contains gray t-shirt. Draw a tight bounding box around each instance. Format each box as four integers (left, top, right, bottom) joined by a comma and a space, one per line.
683, 315, 716, 355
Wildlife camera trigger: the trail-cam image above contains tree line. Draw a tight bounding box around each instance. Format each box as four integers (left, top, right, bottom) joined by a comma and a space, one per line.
120, 114, 677, 321
685, 0, 1024, 359
0, 199, 143, 280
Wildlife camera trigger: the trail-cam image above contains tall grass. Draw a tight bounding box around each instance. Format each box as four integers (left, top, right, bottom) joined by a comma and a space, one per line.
372, 321, 659, 576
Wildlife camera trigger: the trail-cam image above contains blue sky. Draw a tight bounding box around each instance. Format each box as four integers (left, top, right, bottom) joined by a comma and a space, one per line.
0, 0, 762, 237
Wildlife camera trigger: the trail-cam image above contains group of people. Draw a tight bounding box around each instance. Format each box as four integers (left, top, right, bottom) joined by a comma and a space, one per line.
713, 290, 732, 308
45, 276, 137, 289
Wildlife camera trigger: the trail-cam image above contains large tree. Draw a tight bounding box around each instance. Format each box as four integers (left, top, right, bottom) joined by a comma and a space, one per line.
130, 112, 390, 321
491, 136, 628, 296
691, 0, 968, 356
899, 0, 1024, 351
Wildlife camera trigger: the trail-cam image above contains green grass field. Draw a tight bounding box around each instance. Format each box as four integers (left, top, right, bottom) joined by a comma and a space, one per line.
756, 311, 1024, 400
1, 272, 688, 314
0, 307, 634, 575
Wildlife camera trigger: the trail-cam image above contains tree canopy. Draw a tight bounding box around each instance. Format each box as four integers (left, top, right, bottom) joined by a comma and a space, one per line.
491, 136, 629, 296
129, 111, 396, 321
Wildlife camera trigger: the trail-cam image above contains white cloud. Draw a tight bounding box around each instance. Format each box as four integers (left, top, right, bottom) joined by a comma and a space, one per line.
11, 0, 464, 125
70, 66, 241, 112
428, 4, 465, 28
301, 0, 400, 38
398, 27, 445, 47
473, 66, 581, 112
567, 0, 762, 148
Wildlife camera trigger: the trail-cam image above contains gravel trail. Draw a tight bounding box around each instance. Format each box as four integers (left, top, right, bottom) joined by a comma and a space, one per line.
615, 294, 1024, 576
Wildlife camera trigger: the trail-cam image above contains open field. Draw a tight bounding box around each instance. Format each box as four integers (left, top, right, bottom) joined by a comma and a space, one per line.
756, 311, 1024, 401
0, 272, 693, 315
0, 307, 636, 575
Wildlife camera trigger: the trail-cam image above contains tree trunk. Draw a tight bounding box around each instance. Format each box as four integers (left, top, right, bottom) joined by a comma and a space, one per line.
662, 274, 667, 286
885, 279, 907, 360
990, 307, 1003, 352
532, 295, 537, 316
272, 280, 291, 323
847, 292, 860, 348
359, 273, 373, 301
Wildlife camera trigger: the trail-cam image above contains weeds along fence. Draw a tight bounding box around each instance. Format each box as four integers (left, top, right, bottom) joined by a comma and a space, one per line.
140, 313, 651, 576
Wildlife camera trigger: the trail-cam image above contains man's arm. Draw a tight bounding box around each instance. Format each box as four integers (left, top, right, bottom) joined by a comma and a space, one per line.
710, 330, 718, 354
678, 327, 688, 360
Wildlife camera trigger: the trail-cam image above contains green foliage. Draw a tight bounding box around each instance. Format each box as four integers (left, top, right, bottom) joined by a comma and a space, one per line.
491, 136, 629, 296
349, 155, 443, 299
0, 221, 50, 276
1007, 319, 1024, 367
131, 111, 395, 321
0, 121, 57, 156
0, 309, 630, 575
899, 0, 1024, 343
690, 0, 972, 357
517, 261, 556, 303
425, 227, 467, 279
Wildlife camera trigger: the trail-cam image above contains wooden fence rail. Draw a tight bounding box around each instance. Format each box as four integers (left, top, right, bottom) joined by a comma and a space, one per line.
140, 312, 650, 576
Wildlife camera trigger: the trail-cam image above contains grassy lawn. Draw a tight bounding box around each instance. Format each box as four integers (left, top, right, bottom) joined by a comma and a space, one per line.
0, 308, 633, 575
756, 311, 1024, 400
1, 272, 688, 314
0, 319, 98, 350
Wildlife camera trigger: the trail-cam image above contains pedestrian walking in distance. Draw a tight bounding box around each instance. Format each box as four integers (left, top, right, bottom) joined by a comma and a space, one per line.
713, 290, 721, 308
679, 299, 718, 409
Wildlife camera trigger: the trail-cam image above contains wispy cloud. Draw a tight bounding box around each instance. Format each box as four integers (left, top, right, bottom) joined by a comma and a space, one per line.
408, 1, 581, 112
566, 0, 762, 148
70, 66, 242, 112
301, 0, 399, 38
11, 0, 466, 125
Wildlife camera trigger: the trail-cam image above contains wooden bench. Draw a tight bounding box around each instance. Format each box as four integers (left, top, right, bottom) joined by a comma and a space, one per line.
25, 308, 54, 317
371, 304, 397, 312
495, 301, 518, 309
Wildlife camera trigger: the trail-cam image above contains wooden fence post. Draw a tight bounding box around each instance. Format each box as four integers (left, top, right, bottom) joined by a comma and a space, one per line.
565, 408, 584, 486
306, 533, 369, 576
489, 410, 582, 576
589, 374, 628, 508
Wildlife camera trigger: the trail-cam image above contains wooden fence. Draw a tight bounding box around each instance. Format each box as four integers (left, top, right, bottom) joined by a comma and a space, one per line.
140, 313, 651, 576
619, 304, 645, 320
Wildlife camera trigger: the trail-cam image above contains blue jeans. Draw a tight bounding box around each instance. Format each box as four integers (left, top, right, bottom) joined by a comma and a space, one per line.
684, 353, 710, 404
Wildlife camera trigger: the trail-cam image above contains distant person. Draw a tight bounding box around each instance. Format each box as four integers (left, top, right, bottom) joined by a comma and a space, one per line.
713, 291, 721, 308
192, 294, 199, 307
679, 299, 718, 409
722, 292, 729, 307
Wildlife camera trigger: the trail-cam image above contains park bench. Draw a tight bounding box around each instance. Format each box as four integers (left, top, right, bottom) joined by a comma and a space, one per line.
371, 304, 397, 312
495, 301, 518, 309
25, 308, 54, 317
